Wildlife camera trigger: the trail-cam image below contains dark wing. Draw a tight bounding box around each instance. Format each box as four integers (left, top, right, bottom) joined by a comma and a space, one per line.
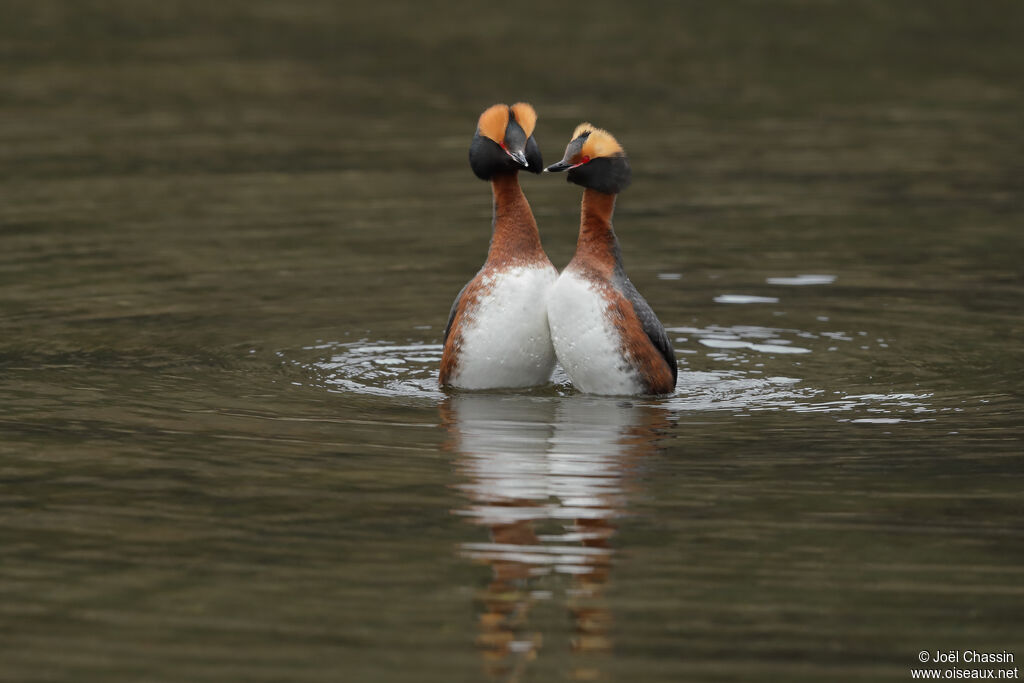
619, 277, 678, 385
442, 282, 469, 346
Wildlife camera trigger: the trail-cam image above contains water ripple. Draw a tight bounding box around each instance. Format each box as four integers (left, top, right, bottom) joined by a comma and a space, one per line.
297, 341, 446, 399
287, 325, 937, 422
766, 273, 837, 286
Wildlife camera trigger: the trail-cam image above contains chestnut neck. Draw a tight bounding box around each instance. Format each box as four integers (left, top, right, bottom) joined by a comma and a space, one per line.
570, 188, 622, 278
486, 172, 547, 267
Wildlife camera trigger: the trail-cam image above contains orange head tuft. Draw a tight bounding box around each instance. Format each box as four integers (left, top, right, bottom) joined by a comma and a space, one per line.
477, 104, 511, 144
510, 102, 537, 138
569, 123, 625, 162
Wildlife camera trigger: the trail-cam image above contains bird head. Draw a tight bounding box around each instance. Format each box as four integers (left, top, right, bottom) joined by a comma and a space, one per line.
468, 103, 543, 180
545, 123, 631, 194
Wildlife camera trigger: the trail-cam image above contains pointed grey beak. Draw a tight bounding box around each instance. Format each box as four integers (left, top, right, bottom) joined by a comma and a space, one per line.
545, 159, 572, 173
506, 148, 528, 167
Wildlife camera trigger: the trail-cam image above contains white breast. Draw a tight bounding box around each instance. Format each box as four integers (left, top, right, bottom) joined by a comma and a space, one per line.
450, 265, 558, 389
546, 271, 643, 395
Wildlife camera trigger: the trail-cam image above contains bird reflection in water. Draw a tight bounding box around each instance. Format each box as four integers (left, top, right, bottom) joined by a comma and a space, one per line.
442, 394, 668, 681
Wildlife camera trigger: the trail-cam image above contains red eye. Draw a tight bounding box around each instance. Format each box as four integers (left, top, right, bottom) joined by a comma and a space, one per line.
582, 156, 590, 163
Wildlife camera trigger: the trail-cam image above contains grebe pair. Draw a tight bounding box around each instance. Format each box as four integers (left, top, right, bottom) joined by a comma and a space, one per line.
439, 103, 677, 397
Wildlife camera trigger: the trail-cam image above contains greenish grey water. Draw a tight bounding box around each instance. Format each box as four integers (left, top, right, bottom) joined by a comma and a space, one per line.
1, 1, 1022, 681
